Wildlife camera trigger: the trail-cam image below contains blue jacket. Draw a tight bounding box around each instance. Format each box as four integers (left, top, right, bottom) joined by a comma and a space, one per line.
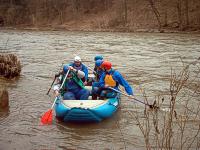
94, 66, 104, 81
69, 63, 88, 81
64, 78, 81, 91
99, 69, 133, 95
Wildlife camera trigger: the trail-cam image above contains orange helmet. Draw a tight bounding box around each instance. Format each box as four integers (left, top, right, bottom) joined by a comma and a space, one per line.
101, 61, 112, 70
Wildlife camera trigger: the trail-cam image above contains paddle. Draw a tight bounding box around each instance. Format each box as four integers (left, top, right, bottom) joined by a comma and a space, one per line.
41, 69, 70, 125
46, 63, 64, 95
108, 87, 158, 109
82, 63, 97, 76
46, 76, 57, 95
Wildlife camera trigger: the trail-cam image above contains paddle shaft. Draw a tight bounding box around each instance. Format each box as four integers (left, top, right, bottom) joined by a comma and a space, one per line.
46, 77, 56, 95
82, 63, 97, 74
46, 62, 64, 95
108, 87, 152, 108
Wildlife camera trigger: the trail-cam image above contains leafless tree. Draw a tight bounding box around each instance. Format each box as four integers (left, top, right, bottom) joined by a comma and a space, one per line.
184, 0, 189, 27
146, 0, 162, 31
123, 0, 127, 26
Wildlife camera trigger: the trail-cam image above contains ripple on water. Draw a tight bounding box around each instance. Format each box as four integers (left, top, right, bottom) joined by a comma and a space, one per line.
0, 30, 200, 149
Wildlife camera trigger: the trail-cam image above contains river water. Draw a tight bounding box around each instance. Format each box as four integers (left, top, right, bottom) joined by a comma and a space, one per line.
0, 30, 200, 150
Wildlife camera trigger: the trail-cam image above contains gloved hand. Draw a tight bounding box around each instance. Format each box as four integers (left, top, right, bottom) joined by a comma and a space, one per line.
55, 73, 60, 78
55, 71, 63, 78
68, 66, 74, 70
68, 66, 77, 73
54, 90, 60, 97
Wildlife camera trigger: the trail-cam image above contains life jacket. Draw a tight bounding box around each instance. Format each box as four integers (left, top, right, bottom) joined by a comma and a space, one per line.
60, 71, 85, 95
104, 70, 117, 87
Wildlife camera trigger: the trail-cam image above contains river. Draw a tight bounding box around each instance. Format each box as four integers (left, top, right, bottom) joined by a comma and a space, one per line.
0, 30, 200, 150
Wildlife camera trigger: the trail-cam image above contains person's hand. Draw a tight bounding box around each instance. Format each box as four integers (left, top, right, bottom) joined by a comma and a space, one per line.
55, 72, 61, 78
104, 84, 109, 88
68, 66, 75, 71
84, 81, 88, 85
68, 66, 77, 72
129, 94, 134, 97
54, 90, 60, 97
68, 66, 74, 70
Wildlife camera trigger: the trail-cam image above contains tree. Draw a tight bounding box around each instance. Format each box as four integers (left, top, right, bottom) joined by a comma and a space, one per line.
185, 0, 189, 27
123, 0, 127, 26
177, 0, 183, 30
146, 0, 162, 31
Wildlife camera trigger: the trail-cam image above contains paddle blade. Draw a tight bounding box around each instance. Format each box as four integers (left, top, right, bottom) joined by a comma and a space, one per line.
41, 109, 53, 125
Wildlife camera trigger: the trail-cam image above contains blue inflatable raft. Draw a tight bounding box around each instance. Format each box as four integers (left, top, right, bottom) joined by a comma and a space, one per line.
54, 93, 120, 122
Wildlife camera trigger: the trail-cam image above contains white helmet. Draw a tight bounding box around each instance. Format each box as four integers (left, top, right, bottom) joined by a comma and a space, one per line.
74, 56, 81, 62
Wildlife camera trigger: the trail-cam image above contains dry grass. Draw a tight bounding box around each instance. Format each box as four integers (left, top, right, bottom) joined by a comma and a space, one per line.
129, 58, 200, 149
0, 53, 21, 78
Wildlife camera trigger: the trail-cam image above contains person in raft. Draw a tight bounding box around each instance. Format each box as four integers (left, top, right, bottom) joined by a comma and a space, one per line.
98, 61, 134, 99
91, 59, 104, 100
93, 55, 104, 80
54, 65, 90, 100
69, 56, 89, 85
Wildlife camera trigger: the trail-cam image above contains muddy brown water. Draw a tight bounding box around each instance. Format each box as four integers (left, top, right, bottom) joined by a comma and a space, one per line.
0, 30, 200, 150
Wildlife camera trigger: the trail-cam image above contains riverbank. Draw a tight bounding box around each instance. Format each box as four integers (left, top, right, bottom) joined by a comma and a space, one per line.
1, 25, 200, 34
1, 0, 200, 34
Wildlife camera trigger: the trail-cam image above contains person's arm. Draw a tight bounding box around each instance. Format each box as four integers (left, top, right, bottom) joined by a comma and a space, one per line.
68, 66, 85, 79
76, 70, 85, 79
53, 75, 62, 97
114, 72, 134, 95
99, 72, 106, 88
82, 65, 88, 80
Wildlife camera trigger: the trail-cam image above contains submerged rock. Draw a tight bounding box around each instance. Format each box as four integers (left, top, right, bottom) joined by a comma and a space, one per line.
0, 53, 21, 78
0, 87, 9, 109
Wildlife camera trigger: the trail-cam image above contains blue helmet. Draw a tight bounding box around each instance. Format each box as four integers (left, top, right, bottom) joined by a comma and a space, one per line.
94, 55, 103, 61
95, 60, 103, 67
63, 65, 69, 73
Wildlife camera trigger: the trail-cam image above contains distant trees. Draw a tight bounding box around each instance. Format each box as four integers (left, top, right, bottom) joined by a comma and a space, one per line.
0, 0, 199, 31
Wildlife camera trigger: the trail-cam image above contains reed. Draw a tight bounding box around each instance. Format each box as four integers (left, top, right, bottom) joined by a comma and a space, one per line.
0, 53, 21, 78
129, 58, 200, 149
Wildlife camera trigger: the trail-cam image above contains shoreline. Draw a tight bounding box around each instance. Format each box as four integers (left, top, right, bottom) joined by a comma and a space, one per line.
1, 25, 200, 34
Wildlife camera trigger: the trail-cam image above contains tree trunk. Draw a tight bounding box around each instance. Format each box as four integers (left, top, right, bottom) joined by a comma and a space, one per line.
123, 0, 127, 26
147, 0, 162, 31
60, 11, 63, 24
185, 0, 189, 27
72, 0, 80, 13
103, 0, 111, 10
177, 0, 183, 30
164, 10, 168, 27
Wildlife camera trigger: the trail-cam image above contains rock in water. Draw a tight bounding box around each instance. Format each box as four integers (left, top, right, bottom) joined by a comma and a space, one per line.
0, 87, 9, 109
